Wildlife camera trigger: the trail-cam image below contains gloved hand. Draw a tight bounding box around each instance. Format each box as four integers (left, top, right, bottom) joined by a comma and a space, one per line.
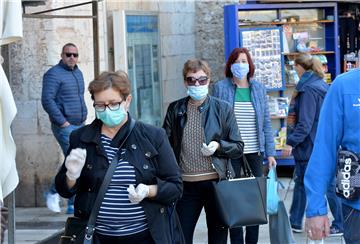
127, 184, 150, 204
201, 141, 220, 156
65, 148, 87, 181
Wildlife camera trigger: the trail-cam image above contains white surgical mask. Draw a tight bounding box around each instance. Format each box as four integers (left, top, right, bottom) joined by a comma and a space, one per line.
187, 85, 208, 101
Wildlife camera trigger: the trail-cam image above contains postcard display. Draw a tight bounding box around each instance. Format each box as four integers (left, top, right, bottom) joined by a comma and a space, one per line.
239, 27, 285, 90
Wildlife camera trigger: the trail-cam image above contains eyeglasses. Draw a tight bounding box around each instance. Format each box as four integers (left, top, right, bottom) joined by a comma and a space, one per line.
185, 76, 209, 86
93, 101, 123, 112
65, 53, 79, 58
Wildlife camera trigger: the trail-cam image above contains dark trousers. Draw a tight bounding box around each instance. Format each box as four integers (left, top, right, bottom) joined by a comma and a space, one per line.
229, 153, 264, 244
94, 229, 155, 244
342, 204, 360, 244
176, 180, 227, 244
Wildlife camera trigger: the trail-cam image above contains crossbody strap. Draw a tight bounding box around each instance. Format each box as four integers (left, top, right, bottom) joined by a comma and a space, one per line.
84, 118, 136, 242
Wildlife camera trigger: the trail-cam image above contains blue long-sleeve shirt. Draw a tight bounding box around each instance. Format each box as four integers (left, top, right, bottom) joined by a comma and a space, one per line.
41, 60, 87, 126
304, 69, 360, 217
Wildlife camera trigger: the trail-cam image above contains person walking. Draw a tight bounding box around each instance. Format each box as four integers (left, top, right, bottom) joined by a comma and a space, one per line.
212, 47, 276, 244
41, 43, 87, 214
163, 59, 244, 244
304, 68, 360, 243
55, 71, 183, 243
282, 54, 343, 236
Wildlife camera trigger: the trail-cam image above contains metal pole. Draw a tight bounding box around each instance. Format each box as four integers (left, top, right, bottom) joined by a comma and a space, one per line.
5, 192, 16, 244
28, 1, 93, 15
92, 0, 100, 78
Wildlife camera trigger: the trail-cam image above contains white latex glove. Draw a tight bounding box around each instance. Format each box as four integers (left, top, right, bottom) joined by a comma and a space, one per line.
127, 184, 149, 204
201, 141, 220, 156
65, 148, 87, 181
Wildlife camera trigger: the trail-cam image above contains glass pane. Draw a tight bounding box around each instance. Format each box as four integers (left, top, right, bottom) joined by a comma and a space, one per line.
126, 15, 161, 126
279, 9, 325, 21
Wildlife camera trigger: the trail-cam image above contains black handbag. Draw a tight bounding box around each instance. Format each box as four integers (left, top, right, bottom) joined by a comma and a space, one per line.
212, 156, 267, 228
59, 119, 136, 244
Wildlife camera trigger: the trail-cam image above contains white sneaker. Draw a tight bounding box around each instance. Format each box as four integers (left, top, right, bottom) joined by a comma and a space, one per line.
46, 193, 61, 213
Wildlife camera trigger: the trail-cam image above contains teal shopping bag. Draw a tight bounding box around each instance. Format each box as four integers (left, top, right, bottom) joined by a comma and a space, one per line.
266, 167, 279, 215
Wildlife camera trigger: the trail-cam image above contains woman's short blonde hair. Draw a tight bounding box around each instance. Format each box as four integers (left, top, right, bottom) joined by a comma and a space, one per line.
182, 59, 211, 81
88, 71, 131, 100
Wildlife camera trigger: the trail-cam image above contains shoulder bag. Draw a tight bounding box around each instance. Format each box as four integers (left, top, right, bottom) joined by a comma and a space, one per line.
59, 119, 136, 244
336, 148, 360, 200
212, 156, 267, 228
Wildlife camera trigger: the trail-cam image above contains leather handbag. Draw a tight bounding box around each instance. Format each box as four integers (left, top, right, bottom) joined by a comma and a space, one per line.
212, 156, 267, 228
59, 119, 136, 244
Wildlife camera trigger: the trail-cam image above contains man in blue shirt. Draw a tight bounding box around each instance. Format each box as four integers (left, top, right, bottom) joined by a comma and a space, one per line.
41, 43, 87, 214
304, 69, 360, 243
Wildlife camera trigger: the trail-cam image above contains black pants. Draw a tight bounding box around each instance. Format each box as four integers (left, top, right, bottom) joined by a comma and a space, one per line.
94, 229, 155, 244
229, 153, 264, 244
176, 180, 227, 244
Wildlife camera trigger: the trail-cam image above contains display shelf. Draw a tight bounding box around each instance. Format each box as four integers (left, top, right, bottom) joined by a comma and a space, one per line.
284, 51, 335, 56
239, 19, 334, 27
224, 2, 340, 166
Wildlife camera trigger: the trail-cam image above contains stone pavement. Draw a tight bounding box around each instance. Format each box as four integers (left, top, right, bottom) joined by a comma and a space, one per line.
3, 177, 345, 244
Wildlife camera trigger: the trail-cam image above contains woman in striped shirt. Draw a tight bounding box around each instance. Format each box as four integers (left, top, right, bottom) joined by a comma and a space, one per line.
212, 47, 277, 244
55, 71, 183, 244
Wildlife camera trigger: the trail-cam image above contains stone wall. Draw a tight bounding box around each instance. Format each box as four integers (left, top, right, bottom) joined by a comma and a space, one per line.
195, 0, 245, 83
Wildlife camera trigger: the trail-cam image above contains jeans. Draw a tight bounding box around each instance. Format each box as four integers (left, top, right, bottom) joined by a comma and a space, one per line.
176, 180, 227, 244
290, 161, 344, 231
326, 179, 344, 231
229, 153, 264, 244
342, 204, 360, 244
290, 161, 307, 229
49, 123, 83, 206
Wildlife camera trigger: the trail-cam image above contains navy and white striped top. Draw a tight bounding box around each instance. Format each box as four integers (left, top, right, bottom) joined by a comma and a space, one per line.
95, 134, 148, 236
234, 88, 260, 154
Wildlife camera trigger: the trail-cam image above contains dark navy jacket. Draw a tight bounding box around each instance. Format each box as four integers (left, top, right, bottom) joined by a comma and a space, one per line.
286, 71, 328, 162
41, 60, 87, 126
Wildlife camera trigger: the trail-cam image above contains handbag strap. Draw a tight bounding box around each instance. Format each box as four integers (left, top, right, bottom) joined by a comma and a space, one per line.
241, 155, 254, 178
84, 118, 136, 241
226, 155, 255, 180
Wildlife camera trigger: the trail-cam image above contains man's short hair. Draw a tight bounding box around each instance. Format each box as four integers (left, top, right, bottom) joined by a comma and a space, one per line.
62, 43, 77, 53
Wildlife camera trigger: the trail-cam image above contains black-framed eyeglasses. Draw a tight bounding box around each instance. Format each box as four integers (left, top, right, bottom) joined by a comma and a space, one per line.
93, 101, 123, 112
185, 76, 208, 86
65, 53, 79, 58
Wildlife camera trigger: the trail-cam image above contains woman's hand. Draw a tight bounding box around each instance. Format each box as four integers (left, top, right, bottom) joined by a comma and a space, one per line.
127, 184, 158, 204
282, 145, 293, 157
267, 156, 277, 168
65, 148, 87, 188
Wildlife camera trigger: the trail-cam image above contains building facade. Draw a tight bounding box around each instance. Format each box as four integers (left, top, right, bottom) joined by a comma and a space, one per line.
4, 0, 240, 207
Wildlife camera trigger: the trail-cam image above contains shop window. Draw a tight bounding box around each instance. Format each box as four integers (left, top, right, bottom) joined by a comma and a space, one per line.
125, 15, 161, 126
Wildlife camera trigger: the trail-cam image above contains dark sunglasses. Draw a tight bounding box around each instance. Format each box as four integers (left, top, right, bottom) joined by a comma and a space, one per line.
65, 53, 79, 58
185, 76, 208, 86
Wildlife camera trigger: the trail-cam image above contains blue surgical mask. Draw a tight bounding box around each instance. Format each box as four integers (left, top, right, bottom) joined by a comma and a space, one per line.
187, 85, 208, 101
231, 63, 249, 80
96, 106, 127, 127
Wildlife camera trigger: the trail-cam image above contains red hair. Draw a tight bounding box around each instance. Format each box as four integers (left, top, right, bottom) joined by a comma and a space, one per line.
225, 47, 255, 79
